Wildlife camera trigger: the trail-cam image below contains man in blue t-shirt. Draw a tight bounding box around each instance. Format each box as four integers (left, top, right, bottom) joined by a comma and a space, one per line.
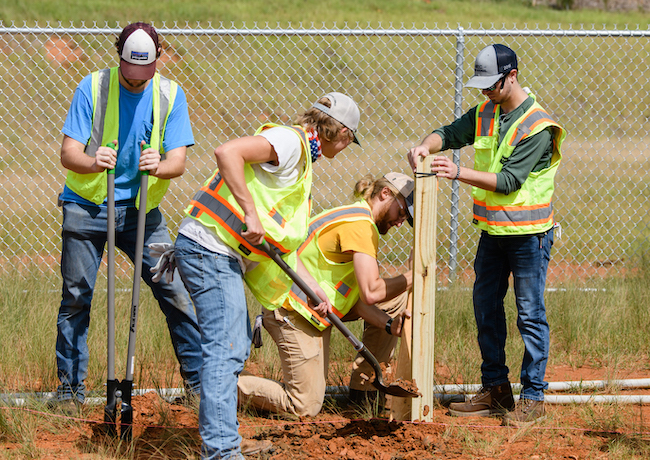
53, 22, 201, 412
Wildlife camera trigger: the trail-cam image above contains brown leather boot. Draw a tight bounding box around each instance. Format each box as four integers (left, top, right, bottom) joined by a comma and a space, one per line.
447, 382, 515, 417
502, 398, 546, 427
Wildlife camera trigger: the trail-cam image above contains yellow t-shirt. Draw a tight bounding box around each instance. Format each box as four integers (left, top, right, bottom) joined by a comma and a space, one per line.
316, 220, 378, 263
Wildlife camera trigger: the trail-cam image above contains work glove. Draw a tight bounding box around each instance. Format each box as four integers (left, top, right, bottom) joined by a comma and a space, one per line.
251, 313, 264, 348
149, 242, 176, 284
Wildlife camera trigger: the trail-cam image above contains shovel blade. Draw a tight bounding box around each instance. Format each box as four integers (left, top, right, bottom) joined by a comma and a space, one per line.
372, 380, 421, 398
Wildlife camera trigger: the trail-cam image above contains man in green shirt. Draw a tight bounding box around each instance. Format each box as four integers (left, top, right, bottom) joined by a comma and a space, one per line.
408, 44, 565, 427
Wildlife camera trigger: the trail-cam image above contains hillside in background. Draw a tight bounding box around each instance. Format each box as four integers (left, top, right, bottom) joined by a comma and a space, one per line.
1, 0, 648, 28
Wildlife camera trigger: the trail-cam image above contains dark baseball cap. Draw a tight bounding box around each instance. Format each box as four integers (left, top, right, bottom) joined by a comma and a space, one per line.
116, 22, 159, 81
465, 44, 518, 89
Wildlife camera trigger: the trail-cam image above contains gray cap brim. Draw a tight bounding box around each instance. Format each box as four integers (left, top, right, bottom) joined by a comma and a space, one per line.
465, 73, 503, 89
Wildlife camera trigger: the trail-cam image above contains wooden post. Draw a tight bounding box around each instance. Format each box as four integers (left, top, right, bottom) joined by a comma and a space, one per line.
389, 291, 413, 420
391, 156, 437, 421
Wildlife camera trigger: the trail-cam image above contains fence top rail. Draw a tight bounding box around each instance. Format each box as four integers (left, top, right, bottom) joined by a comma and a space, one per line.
1, 23, 650, 37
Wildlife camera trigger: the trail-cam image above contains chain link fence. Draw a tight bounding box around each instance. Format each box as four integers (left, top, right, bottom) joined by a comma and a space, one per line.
0, 23, 648, 286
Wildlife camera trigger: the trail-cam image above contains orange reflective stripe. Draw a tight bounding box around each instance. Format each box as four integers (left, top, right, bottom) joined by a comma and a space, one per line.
334, 281, 352, 298
485, 202, 553, 227
269, 208, 286, 228
297, 206, 373, 255
472, 199, 488, 223
476, 100, 497, 137
189, 173, 291, 257
508, 108, 556, 146
287, 285, 345, 328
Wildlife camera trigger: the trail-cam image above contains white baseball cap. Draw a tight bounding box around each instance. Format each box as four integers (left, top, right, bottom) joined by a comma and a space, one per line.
312, 92, 361, 145
116, 23, 159, 81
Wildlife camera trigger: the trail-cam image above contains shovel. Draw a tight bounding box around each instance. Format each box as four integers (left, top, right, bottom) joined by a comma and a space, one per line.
258, 240, 419, 398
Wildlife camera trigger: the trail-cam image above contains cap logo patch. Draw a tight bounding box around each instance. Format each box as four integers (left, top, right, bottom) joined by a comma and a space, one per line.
130, 51, 149, 61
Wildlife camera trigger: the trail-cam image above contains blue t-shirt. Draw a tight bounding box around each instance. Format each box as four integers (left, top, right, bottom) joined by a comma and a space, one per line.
60, 71, 194, 206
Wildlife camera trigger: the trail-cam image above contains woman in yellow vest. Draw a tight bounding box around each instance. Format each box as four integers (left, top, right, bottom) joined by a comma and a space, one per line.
238, 173, 413, 417
173, 92, 361, 460
408, 44, 566, 428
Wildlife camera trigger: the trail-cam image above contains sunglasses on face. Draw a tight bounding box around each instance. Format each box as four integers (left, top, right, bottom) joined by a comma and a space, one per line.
485, 71, 511, 92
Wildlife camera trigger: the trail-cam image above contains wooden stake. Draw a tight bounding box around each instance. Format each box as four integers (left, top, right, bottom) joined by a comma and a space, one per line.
389, 291, 413, 420
408, 157, 438, 421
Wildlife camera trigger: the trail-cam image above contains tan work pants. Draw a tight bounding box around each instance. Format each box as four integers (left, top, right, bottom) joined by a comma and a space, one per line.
237, 291, 408, 416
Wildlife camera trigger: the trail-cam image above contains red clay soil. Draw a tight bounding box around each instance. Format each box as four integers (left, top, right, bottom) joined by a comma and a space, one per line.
5, 366, 650, 459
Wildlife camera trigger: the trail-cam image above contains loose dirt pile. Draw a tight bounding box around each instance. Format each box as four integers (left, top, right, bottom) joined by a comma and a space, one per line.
6, 370, 650, 460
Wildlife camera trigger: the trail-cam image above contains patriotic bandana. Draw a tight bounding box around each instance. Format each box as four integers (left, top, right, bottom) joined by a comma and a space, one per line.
307, 129, 322, 163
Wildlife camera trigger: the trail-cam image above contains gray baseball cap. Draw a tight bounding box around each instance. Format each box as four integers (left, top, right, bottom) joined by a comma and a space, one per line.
312, 92, 361, 145
465, 44, 518, 89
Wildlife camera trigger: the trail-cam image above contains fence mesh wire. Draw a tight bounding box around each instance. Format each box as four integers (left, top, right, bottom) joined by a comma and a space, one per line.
0, 23, 648, 286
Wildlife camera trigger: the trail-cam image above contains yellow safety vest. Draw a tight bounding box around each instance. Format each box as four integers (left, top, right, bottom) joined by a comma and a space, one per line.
257, 201, 377, 331
64, 67, 177, 212
472, 96, 566, 235
185, 123, 313, 263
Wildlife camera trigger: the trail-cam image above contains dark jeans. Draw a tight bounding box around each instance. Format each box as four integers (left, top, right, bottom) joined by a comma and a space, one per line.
472, 228, 554, 401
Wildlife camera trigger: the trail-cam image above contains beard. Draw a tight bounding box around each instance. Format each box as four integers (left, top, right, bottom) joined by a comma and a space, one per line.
374, 208, 392, 235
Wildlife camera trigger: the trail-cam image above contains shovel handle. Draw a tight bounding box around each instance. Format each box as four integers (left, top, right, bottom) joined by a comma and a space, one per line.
258, 241, 389, 384
258, 241, 364, 353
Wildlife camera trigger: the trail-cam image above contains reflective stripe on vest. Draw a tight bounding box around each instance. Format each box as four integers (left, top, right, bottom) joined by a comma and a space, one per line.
298, 206, 374, 256
477, 100, 497, 137
508, 108, 556, 146
472, 97, 565, 234
187, 124, 312, 262
473, 199, 553, 227
188, 172, 290, 258
282, 203, 375, 331
86, 68, 171, 159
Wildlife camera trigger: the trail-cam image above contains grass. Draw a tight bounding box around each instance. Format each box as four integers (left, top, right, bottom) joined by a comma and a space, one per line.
1, 0, 649, 28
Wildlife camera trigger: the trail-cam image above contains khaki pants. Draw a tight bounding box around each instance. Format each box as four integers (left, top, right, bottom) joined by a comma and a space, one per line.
349, 291, 409, 391
237, 291, 408, 416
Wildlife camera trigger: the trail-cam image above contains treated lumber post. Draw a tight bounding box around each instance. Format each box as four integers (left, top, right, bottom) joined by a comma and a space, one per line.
410, 156, 437, 421
389, 291, 413, 420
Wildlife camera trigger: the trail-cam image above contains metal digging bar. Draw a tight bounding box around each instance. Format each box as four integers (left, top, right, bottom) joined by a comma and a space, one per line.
119, 144, 150, 441
259, 240, 419, 398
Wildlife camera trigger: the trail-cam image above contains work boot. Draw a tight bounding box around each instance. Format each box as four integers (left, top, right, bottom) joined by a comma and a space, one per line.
447, 382, 514, 417
241, 438, 273, 456
502, 398, 546, 427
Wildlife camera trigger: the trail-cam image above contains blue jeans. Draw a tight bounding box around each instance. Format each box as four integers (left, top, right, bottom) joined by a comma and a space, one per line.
174, 234, 251, 460
56, 202, 202, 403
472, 229, 554, 401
